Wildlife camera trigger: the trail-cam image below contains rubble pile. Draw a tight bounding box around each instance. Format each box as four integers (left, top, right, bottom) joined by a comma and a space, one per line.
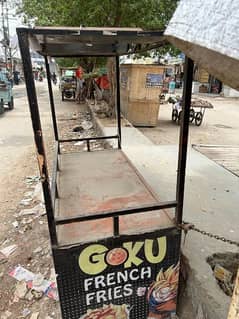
0, 175, 60, 319
58, 110, 105, 153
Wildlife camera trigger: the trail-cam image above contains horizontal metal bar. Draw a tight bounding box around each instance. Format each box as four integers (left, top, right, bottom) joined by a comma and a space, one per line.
55, 201, 177, 225
59, 135, 118, 143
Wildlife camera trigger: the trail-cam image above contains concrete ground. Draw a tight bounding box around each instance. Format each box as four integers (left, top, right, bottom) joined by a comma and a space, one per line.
97, 95, 239, 319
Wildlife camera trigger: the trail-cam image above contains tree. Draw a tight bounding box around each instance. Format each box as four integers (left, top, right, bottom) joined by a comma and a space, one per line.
20, 0, 178, 115
20, 0, 178, 29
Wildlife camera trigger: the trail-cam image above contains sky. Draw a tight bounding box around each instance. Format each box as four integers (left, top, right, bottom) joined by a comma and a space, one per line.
0, 0, 25, 58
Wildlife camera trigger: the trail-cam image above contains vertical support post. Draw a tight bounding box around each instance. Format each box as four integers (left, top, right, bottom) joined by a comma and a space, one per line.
114, 56, 121, 236
44, 56, 59, 143
175, 57, 194, 224
113, 217, 119, 237
115, 55, 122, 149
17, 29, 58, 246
87, 140, 90, 152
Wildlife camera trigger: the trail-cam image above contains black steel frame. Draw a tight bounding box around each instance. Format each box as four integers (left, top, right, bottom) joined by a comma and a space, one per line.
17, 27, 193, 248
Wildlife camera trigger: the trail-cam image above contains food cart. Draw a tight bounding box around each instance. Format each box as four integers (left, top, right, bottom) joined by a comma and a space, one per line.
169, 96, 213, 126
17, 26, 194, 319
59, 67, 77, 101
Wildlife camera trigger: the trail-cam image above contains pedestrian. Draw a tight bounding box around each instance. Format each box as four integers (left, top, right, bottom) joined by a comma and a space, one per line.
75, 66, 84, 102
52, 72, 57, 85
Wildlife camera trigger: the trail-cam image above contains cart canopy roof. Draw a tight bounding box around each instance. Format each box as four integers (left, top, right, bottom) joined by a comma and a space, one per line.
165, 0, 239, 90
17, 26, 165, 57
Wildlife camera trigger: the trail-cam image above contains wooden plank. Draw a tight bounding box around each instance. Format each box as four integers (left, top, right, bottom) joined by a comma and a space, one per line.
227, 269, 239, 319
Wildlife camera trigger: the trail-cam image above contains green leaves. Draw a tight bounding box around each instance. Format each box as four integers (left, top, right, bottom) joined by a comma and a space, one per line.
19, 0, 179, 67
20, 0, 178, 29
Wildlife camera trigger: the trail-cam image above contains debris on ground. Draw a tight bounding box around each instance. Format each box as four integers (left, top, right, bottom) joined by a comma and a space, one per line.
1, 310, 12, 319
72, 125, 84, 133
9, 265, 58, 301
0, 244, 17, 257
12, 221, 19, 228
14, 281, 28, 299
0, 244, 17, 263
58, 107, 108, 153
18, 203, 45, 217
207, 252, 239, 296
22, 308, 31, 317
20, 198, 33, 206
74, 141, 84, 146
25, 176, 41, 185
81, 120, 93, 130
0, 102, 110, 318
30, 312, 40, 319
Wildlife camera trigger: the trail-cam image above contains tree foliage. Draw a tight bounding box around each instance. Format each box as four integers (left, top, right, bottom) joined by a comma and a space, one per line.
20, 0, 178, 30
19, 0, 179, 115
19, 0, 179, 65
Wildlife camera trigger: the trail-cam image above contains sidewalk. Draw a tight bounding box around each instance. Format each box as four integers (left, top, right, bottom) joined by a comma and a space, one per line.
92, 110, 239, 319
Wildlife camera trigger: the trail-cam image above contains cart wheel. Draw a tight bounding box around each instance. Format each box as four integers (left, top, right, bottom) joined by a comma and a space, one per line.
177, 110, 182, 124
65, 91, 73, 99
195, 111, 203, 126
172, 109, 178, 122
8, 96, 14, 110
0, 99, 4, 115
189, 108, 195, 122
62, 92, 65, 101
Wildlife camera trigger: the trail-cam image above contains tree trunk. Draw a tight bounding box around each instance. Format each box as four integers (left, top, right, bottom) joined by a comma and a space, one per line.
106, 57, 116, 117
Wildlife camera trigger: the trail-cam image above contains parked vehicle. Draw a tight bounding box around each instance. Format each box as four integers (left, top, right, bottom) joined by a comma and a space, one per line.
59, 68, 77, 101
0, 70, 14, 114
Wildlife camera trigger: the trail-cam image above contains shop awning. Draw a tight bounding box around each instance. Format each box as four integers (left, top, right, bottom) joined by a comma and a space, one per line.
17, 26, 166, 57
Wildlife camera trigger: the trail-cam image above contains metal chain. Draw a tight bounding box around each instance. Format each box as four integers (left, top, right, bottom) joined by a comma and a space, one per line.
179, 221, 239, 247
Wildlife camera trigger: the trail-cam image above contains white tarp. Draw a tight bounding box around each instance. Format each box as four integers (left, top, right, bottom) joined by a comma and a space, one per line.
165, 0, 239, 90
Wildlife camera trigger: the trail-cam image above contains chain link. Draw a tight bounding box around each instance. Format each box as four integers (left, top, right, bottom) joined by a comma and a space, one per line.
179, 221, 239, 247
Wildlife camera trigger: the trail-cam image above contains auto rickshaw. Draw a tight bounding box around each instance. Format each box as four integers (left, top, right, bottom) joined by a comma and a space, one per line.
59, 67, 77, 101
0, 70, 14, 114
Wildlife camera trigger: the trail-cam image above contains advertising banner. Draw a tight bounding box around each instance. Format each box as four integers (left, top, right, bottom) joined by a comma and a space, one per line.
145, 74, 164, 87
54, 228, 181, 319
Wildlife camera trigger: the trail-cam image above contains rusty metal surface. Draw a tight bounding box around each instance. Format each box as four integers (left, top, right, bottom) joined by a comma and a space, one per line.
57, 149, 174, 245
193, 144, 239, 177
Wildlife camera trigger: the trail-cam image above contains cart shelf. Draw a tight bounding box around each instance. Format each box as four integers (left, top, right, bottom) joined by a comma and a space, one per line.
56, 149, 174, 245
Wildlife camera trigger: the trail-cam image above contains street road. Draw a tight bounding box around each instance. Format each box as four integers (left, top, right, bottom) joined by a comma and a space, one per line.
0, 82, 52, 178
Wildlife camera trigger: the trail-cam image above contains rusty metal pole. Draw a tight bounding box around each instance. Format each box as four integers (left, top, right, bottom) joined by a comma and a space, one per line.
17, 29, 58, 246
115, 55, 122, 150
44, 56, 59, 142
175, 57, 194, 224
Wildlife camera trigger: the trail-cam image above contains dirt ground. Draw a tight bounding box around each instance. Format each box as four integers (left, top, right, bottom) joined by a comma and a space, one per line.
139, 95, 239, 146
0, 83, 104, 319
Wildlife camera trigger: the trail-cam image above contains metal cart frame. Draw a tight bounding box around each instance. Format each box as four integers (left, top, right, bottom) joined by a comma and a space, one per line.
171, 98, 213, 126
17, 27, 194, 319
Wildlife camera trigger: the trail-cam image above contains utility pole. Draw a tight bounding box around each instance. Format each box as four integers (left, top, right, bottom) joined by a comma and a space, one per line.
0, 0, 12, 75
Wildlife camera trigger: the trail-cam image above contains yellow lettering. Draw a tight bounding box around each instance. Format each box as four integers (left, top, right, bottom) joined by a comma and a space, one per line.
145, 237, 166, 263
123, 241, 144, 268
79, 244, 108, 275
